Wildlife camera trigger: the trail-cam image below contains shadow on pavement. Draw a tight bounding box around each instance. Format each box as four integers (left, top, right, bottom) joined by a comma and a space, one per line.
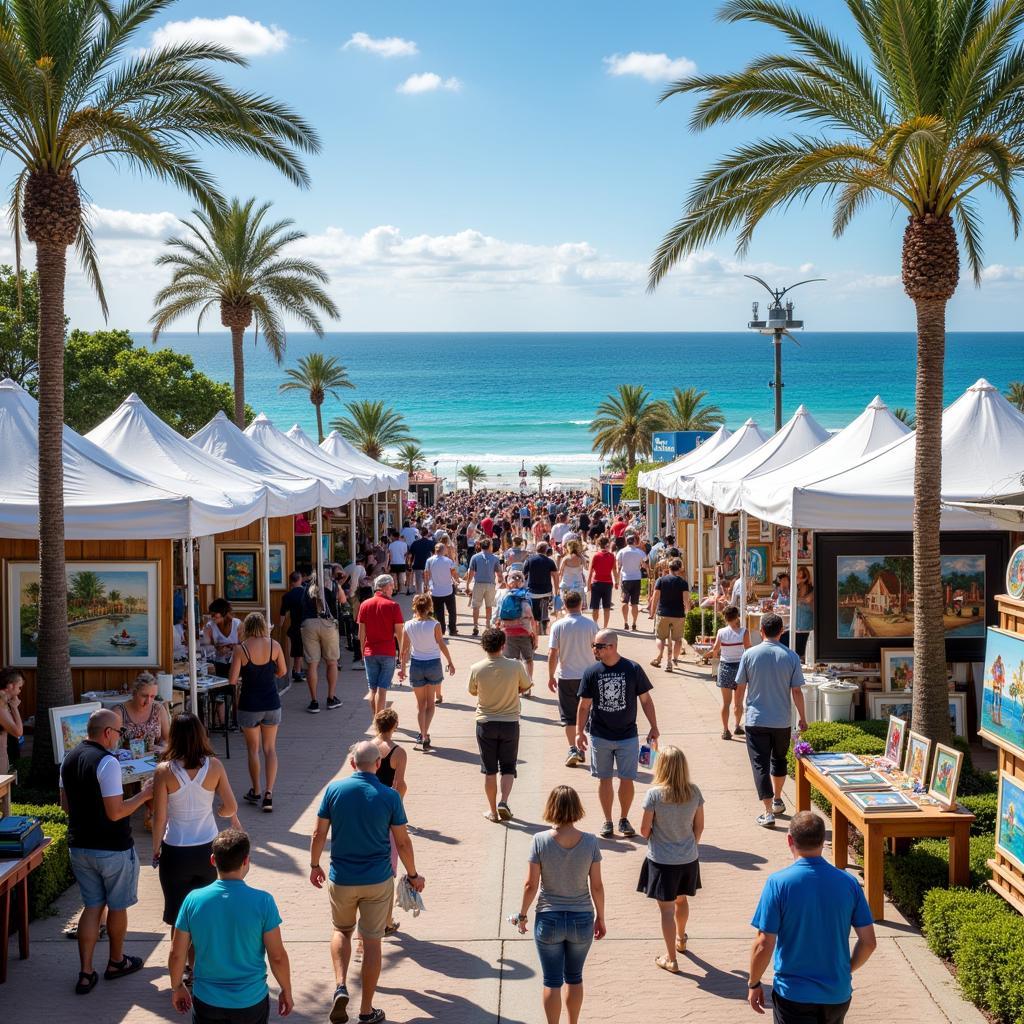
676, 949, 749, 999
698, 844, 770, 870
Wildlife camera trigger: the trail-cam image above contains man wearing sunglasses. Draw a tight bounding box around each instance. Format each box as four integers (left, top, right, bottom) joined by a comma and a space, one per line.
575, 630, 660, 839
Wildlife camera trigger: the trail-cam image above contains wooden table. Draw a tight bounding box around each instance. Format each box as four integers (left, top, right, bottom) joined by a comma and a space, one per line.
0, 837, 50, 983
795, 757, 974, 920
0, 773, 12, 817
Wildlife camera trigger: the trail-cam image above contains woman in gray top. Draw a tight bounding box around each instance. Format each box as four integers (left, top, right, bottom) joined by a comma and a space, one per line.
638, 745, 705, 973
517, 785, 606, 1024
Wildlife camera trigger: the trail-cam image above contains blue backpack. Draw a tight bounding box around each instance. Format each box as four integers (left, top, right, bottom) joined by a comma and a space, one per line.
499, 588, 530, 622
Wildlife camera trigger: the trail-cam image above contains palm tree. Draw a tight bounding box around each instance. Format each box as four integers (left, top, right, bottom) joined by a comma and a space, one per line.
459, 464, 486, 494
892, 407, 917, 428
279, 353, 353, 442
0, 0, 318, 777
152, 198, 339, 426
589, 384, 667, 470
394, 443, 426, 475
661, 386, 725, 430
1006, 382, 1024, 412
648, 0, 1024, 744
330, 400, 416, 461
605, 454, 629, 475
532, 463, 552, 492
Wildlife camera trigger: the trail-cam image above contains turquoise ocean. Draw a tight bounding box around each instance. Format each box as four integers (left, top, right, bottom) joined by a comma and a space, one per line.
141, 332, 1024, 486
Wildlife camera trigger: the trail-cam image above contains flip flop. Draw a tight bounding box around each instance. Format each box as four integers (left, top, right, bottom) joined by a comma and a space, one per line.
104, 955, 144, 980
655, 955, 679, 973
482, 810, 500, 822
75, 970, 98, 994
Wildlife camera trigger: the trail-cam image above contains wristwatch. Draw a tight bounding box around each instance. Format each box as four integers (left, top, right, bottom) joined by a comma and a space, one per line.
310, 863, 320, 870
748, 980, 762, 989
408, 872, 418, 879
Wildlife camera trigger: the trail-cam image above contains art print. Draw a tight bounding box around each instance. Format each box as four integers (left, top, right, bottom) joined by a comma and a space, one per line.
979, 626, 1024, 757
49, 701, 101, 764
220, 549, 258, 604
268, 544, 287, 590
774, 526, 812, 563
928, 743, 963, 808
1007, 546, 1024, 601
903, 731, 932, 786
881, 647, 915, 692
996, 771, 1024, 874
884, 715, 905, 766
746, 545, 769, 585
867, 692, 965, 738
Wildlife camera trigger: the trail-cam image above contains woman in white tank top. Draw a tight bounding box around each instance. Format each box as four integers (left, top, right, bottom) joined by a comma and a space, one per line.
151, 713, 240, 977
399, 594, 457, 751
710, 605, 752, 740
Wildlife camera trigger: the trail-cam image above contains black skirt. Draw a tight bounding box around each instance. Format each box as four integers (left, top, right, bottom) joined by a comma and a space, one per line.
637, 857, 701, 901
159, 841, 216, 925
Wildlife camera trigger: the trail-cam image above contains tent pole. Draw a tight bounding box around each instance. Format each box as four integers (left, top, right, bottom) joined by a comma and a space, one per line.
349, 500, 357, 563
185, 535, 198, 713
315, 505, 324, 586
261, 517, 271, 629
373, 492, 380, 545
739, 511, 748, 614
655, 491, 662, 542
789, 526, 798, 654
697, 501, 705, 637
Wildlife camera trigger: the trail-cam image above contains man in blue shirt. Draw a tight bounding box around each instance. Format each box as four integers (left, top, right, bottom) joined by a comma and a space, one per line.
748, 812, 876, 1023
171, 828, 292, 1024
735, 613, 807, 828
466, 537, 504, 637
310, 740, 425, 1024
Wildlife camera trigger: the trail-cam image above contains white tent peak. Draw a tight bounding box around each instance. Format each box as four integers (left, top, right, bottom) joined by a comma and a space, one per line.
661, 419, 769, 501
866, 395, 888, 410
319, 430, 409, 492
969, 378, 996, 392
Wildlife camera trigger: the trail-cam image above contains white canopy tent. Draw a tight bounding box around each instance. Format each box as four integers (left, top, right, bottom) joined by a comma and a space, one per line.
946, 495, 1024, 527
320, 430, 409, 493
666, 419, 769, 501
781, 379, 1024, 531
285, 426, 378, 500
637, 425, 733, 492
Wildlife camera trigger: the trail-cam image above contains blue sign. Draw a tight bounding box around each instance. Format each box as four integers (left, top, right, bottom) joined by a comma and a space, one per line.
652, 430, 716, 462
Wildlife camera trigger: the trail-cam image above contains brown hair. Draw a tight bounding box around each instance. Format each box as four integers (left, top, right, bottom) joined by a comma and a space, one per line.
212, 828, 250, 872
412, 593, 434, 617
481, 626, 505, 653
542, 785, 585, 826
724, 604, 741, 623
0, 667, 24, 690
789, 811, 825, 850
163, 712, 214, 770
374, 707, 398, 736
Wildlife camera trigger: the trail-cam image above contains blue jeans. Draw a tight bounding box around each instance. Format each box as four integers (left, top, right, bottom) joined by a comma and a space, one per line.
534, 911, 594, 988
364, 655, 396, 690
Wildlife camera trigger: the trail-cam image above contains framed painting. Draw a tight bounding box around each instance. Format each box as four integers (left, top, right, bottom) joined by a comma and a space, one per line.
883, 715, 906, 767
746, 545, 770, 585
773, 526, 812, 564
49, 701, 101, 764
268, 544, 287, 590
996, 771, 1024, 874
6, 560, 159, 668
721, 516, 741, 547
813, 532, 1006, 662
880, 647, 915, 692
867, 692, 966, 738
215, 546, 261, 607
721, 547, 739, 579
979, 626, 1024, 758
1006, 545, 1024, 601
928, 743, 964, 809
759, 518, 772, 542
903, 731, 932, 787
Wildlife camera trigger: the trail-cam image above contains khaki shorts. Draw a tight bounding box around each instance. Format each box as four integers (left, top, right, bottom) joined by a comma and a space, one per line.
471, 583, 496, 609
656, 615, 685, 641
301, 617, 340, 663
328, 878, 394, 939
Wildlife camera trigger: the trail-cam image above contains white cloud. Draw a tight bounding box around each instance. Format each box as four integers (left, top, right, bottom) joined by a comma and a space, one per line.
343, 31, 418, 57
604, 51, 696, 83
981, 264, 1024, 282
86, 206, 179, 239
396, 72, 462, 94
149, 16, 289, 56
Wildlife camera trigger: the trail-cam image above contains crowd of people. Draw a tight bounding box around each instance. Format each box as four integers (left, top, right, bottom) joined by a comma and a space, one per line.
42, 488, 876, 1024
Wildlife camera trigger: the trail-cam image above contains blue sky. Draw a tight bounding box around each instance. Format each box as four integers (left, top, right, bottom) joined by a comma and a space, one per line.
46, 0, 1024, 331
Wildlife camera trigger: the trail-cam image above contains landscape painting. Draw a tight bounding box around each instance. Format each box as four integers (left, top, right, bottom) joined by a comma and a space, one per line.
49, 701, 101, 763
979, 627, 1024, 757
7, 561, 158, 667
996, 771, 1024, 875
268, 544, 286, 590
217, 547, 260, 606
836, 554, 985, 639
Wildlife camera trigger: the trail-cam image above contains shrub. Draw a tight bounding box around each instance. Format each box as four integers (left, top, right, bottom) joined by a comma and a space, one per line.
955, 915, 1024, 1024
961, 766, 998, 796
622, 461, 660, 501
884, 834, 994, 920
684, 607, 724, 645
11, 802, 68, 825
797, 721, 863, 749
843, 734, 886, 756
857, 719, 891, 740
959, 793, 997, 836
922, 888, 1011, 960
30, 821, 72, 919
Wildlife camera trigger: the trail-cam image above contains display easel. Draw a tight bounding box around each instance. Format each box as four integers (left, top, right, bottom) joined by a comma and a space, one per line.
988, 593, 1024, 914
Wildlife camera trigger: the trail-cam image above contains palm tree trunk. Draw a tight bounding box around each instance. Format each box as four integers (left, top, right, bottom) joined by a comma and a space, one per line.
315, 401, 324, 444
30, 242, 73, 782
911, 296, 950, 743
231, 325, 246, 427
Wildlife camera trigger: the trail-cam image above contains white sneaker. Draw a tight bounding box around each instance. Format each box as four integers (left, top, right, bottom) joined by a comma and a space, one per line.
756, 812, 776, 828
771, 798, 786, 815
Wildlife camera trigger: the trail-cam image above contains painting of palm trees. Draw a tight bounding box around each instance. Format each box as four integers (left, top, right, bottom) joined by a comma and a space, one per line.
7, 562, 158, 666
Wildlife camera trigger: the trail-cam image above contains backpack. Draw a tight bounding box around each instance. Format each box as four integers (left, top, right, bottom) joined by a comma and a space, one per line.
499, 588, 530, 622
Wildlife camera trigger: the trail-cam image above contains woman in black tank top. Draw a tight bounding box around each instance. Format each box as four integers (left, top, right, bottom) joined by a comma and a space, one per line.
371, 707, 408, 938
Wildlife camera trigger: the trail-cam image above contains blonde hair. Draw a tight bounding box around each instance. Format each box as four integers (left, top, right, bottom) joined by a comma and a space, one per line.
412, 593, 434, 617
242, 612, 269, 639
653, 745, 693, 804
542, 785, 585, 826
565, 539, 583, 557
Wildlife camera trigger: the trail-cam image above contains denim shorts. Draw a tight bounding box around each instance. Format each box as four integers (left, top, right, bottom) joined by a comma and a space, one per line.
534, 910, 595, 988
717, 660, 741, 689
237, 707, 282, 729
588, 734, 640, 781
410, 658, 443, 687
364, 655, 396, 690
70, 846, 139, 910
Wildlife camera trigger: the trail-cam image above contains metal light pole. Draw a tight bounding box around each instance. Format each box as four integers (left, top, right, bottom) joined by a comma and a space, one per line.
745, 275, 823, 432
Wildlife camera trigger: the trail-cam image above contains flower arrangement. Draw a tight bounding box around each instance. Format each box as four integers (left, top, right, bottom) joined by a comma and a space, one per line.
793, 739, 814, 759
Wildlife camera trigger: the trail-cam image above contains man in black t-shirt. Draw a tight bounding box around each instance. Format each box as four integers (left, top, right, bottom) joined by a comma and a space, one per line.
650, 558, 691, 671
409, 527, 437, 595
575, 631, 659, 839
278, 571, 306, 682
523, 543, 559, 635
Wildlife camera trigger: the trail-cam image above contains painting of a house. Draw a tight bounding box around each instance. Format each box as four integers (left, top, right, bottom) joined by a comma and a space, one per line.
865, 571, 910, 615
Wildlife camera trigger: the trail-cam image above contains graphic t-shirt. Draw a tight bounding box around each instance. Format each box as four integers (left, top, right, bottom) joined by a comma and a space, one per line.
590, 550, 616, 584
578, 656, 653, 741
655, 575, 690, 617
524, 554, 557, 596
356, 594, 404, 657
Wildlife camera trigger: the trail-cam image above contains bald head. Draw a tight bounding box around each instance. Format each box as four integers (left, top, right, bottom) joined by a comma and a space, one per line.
87, 708, 119, 739
350, 739, 381, 771
593, 628, 620, 665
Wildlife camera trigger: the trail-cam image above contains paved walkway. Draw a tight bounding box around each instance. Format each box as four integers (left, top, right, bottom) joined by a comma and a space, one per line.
5, 596, 983, 1022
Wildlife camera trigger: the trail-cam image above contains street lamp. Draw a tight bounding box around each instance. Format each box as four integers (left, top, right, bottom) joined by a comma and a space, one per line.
745, 275, 823, 432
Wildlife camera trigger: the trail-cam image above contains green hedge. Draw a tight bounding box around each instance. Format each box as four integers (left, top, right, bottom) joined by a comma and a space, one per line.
959, 793, 998, 836
622, 462, 660, 501
955, 915, 1024, 1024
922, 888, 1011, 960
884, 834, 994, 920
9, 803, 73, 919
684, 607, 724, 645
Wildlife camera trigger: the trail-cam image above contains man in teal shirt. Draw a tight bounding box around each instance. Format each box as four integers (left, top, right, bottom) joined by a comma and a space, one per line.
171, 828, 292, 1023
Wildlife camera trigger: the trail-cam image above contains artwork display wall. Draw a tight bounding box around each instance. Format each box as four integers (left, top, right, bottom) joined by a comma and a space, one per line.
979, 626, 1024, 758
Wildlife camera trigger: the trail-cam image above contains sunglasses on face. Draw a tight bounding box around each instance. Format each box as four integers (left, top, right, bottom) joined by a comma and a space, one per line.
592, 643, 612, 650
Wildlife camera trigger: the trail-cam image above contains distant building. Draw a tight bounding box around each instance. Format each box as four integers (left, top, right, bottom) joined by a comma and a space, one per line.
410, 470, 443, 508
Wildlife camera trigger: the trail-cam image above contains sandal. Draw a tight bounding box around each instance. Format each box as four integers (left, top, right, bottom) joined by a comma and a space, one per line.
655, 955, 679, 973
384, 921, 400, 937
75, 970, 99, 994
482, 810, 500, 822
676, 933, 688, 954
104, 954, 144, 980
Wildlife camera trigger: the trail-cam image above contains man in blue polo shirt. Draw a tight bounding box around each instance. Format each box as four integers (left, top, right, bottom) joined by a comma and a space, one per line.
748, 812, 876, 1023
310, 740, 426, 1024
